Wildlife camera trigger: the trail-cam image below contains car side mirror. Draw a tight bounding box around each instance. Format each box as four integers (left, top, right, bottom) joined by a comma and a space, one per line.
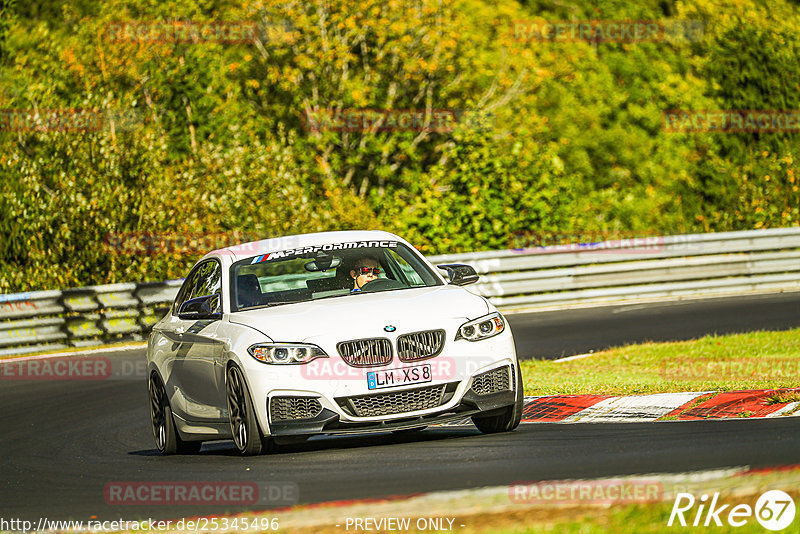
437, 264, 480, 286
178, 294, 222, 320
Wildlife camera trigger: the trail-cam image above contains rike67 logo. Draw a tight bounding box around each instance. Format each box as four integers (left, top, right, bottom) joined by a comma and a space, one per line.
668, 490, 796, 531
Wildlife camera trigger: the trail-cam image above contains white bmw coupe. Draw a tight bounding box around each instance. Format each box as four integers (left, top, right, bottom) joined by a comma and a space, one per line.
147, 230, 523, 455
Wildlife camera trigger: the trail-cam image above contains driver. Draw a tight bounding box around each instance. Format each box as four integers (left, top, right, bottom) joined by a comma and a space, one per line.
349, 256, 380, 293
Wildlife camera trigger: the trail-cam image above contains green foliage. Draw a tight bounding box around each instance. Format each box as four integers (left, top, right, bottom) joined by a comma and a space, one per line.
0, 0, 16, 62
382, 118, 576, 254
1, 0, 799, 291
676, 0, 800, 230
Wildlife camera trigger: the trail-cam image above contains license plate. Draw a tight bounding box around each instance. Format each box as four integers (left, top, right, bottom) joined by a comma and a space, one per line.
367, 364, 432, 390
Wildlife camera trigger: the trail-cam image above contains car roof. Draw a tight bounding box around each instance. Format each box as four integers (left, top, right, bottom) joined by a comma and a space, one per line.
204, 230, 408, 262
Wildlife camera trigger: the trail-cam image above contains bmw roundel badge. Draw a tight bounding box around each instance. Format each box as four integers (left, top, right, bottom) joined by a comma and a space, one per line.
384, 325, 396, 332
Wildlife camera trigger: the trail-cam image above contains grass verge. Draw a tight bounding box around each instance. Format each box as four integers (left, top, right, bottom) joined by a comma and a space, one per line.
520, 328, 800, 396
219, 467, 800, 534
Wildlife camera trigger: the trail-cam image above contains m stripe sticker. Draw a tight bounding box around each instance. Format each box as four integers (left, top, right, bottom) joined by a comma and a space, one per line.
250, 254, 270, 264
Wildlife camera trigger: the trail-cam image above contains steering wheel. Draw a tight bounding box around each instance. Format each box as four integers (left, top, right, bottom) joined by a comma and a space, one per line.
359, 278, 407, 292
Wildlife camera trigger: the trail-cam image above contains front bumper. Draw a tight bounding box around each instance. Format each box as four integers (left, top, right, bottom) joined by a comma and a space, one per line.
266, 364, 517, 437
269, 388, 516, 436
237, 322, 519, 437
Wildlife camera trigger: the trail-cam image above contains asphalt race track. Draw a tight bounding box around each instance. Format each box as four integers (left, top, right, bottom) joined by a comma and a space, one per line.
1, 293, 799, 521
508, 292, 800, 359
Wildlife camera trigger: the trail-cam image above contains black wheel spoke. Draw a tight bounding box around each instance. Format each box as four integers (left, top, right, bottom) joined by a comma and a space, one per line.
149, 376, 169, 451
227, 368, 243, 449
226, 367, 255, 453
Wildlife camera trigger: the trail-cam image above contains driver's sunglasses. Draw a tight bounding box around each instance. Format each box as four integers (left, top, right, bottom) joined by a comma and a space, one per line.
357, 266, 380, 276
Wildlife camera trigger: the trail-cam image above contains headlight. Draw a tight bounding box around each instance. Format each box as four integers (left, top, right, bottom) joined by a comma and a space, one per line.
456, 312, 505, 341
247, 343, 328, 364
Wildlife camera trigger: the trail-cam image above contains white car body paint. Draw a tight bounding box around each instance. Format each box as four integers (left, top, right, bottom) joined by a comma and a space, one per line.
146, 230, 521, 447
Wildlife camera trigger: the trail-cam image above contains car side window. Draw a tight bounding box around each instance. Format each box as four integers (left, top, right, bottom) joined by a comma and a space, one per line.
388, 250, 425, 286
194, 261, 222, 299
174, 267, 202, 314
173, 260, 222, 314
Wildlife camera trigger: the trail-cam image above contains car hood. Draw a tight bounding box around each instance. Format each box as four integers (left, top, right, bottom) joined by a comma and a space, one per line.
228, 285, 489, 341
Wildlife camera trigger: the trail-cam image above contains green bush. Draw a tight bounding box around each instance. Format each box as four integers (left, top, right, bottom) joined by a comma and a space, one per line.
1, 0, 798, 292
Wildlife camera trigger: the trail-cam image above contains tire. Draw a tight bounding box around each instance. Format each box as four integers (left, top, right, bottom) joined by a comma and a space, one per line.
471, 365, 523, 434
226, 365, 274, 456
149, 373, 202, 455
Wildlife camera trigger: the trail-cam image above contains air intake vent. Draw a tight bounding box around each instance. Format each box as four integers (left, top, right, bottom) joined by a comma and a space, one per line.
471, 366, 511, 396
270, 396, 323, 422
397, 330, 445, 362
341, 384, 447, 417
337, 338, 393, 367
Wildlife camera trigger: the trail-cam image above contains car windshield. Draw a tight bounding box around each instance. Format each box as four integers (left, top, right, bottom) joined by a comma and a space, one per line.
230, 241, 443, 311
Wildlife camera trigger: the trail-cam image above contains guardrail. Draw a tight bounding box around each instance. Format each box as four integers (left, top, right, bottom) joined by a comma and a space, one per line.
428, 227, 800, 309
1, 228, 799, 355
0, 281, 182, 356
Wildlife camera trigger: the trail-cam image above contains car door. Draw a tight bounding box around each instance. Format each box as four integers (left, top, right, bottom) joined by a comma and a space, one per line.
162, 259, 227, 423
